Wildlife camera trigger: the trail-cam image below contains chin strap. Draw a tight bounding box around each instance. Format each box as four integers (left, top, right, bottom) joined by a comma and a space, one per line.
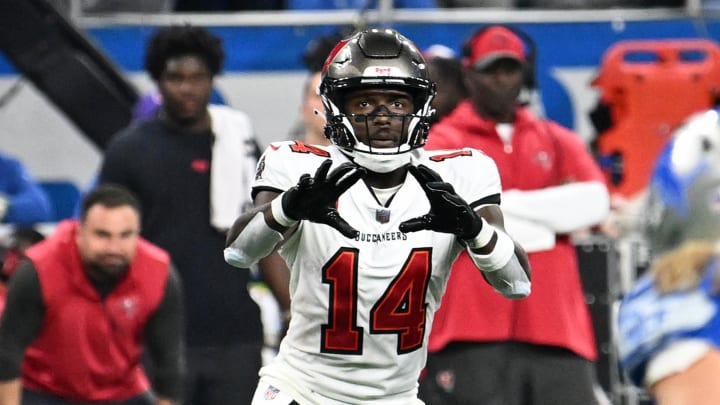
351, 150, 412, 173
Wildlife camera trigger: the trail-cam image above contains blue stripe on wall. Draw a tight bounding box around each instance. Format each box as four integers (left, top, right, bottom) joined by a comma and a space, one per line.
2, 19, 720, 130
2, 19, 719, 75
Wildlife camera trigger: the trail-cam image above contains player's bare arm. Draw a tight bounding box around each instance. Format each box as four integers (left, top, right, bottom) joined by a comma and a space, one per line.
156, 397, 175, 405
0, 379, 21, 405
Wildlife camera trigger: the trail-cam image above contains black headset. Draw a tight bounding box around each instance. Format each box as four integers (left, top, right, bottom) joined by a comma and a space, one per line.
461, 24, 538, 92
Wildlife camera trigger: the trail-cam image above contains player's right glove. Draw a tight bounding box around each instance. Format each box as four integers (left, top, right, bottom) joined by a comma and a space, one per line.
280, 159, 365, 238
399, 164, 483, 240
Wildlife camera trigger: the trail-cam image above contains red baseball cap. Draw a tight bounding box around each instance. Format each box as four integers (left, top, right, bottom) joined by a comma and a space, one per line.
463, 26, 525, 70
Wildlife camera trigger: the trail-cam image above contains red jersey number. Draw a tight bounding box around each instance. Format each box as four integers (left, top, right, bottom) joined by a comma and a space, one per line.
321, 248, 431, 355
290, 141, 331, 157
429, 150, 472, 162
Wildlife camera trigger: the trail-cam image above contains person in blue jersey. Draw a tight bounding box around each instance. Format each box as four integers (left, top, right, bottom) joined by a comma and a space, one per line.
0, 152, 52, 226
617, 109, 720, 405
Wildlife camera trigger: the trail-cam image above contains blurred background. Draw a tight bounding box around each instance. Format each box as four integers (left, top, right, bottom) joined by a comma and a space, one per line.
2, 1, 717, 190
2, 2, 720, 403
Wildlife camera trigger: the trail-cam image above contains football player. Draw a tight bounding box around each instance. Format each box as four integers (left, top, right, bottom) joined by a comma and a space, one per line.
224, 28, 531, 404
618, 109, 720, 405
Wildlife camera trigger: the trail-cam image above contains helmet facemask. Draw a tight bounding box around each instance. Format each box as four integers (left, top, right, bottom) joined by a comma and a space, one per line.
320, 29, 436, 173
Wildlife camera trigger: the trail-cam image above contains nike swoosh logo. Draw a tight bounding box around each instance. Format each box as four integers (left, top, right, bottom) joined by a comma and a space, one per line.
270, 144, 280, 151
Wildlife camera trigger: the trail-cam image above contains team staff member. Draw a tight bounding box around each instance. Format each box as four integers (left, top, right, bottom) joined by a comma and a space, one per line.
0, 184, 184, 405
99, 25, 267, 404
421, 25, 610, 404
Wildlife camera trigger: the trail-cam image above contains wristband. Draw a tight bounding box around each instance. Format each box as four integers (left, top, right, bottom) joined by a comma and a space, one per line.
271, 195, 299, 228
467, 229, 516, 272
465, 217, 495, 249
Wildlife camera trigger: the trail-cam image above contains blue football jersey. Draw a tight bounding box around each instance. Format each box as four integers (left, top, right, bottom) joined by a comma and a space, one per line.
618, 259, 720, 386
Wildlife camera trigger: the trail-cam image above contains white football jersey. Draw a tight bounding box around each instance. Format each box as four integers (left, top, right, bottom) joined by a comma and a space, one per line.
253, 141, 501, 404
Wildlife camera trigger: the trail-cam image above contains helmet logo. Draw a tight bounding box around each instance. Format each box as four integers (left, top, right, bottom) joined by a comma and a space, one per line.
362, 66, 401, 77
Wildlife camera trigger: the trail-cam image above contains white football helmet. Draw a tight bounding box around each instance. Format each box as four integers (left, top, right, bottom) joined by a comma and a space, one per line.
319, 28, 436, 173
644, 108, 720, 255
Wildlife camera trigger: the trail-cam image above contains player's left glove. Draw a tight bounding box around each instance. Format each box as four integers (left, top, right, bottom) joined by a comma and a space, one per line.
399, 164, 483, 240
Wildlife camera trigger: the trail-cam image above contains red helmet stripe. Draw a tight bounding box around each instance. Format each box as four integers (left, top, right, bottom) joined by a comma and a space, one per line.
322, 39, 350, 74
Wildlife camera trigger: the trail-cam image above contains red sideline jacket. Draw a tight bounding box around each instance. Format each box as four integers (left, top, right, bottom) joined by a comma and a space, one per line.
22, 220, 171, 402
427, 101, 601, 361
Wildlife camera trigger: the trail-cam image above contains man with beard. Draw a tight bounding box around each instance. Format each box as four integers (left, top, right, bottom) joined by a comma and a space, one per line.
99, 25, 270, 404
0, 184, 184, 405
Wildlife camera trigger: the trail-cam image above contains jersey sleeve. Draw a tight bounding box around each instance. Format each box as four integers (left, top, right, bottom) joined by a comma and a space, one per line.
0, 259, 45, 380
421, 148, 502, 208
252, 141, 336, 198
144, 263, 184, 401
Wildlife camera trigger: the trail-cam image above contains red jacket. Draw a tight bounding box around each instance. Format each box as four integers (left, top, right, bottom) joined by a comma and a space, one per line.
426, 101, 601, 360
22, 220, 171, 401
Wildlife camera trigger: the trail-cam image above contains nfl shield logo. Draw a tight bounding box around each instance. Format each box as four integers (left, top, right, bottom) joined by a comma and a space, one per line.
436, 370, 455, 393
376, 209, 390, 223
264, 385, 280, 400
